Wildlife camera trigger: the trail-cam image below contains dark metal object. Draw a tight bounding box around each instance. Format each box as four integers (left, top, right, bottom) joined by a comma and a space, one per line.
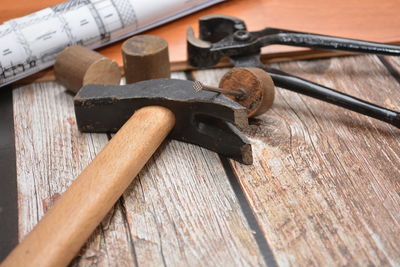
74, 79, 253, 164
0, 86, 18, 261
193, 80, 245, 98
187, 15, 400, 128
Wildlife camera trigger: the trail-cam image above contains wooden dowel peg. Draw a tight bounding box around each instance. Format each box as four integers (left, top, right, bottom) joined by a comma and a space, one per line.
54, 46, 121, 94
219, 68, 275, 118
192, 68, 275, 118
122, 35, 170, 84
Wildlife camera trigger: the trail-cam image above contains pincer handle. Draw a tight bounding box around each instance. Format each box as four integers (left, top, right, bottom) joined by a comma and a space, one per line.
2, 106, 175, 267
258, 28, 400, 56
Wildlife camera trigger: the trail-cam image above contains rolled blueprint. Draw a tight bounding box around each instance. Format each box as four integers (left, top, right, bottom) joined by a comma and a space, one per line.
0, 0, 223, 87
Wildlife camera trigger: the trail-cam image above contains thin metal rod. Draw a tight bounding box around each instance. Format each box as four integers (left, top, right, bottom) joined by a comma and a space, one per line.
257, 28, 400, 56
266, 67, 400, 128
193, 81, 244, 97
231, 55, 400, 128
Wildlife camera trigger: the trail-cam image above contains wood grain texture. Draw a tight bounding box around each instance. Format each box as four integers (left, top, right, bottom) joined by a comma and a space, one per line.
11, 72, 265, 266
381, 56, 400, 85
193, 55, 400, 266
12, 82, 136, 265
387, 56, 400, 72
4, 106, 176, 267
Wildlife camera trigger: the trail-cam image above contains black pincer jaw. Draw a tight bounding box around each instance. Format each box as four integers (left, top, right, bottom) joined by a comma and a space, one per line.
187, 27, 221, 68
187, 15, 248, 68
198, 14, 247, 42
74, 79, 253, 164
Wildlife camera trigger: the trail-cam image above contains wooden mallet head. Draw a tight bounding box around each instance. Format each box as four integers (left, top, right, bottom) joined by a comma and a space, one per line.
54, 46, 121, 94
122, 35, 171, 84
219, 68, 275, 118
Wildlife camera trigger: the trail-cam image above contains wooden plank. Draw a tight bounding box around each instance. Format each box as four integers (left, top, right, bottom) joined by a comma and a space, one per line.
121, 139, 265, 266
12, 82, 135, 265
388, 56, 400, 72
12, 72, 266, 265
381, 56, 400, 85
193, 55, 400, 265
116, 72, 265, 266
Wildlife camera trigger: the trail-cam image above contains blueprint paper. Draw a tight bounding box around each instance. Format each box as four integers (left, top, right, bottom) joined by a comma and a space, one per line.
0, 0, 224, 87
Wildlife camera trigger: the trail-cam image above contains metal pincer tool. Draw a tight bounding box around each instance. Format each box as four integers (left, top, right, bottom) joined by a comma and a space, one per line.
187, 15, 400, 128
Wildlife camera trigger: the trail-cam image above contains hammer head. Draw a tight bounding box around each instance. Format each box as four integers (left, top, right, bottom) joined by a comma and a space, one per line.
74, 79, 253, 164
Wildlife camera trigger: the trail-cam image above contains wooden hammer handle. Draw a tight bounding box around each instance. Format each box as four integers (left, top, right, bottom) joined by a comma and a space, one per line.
2, 106, 175, 267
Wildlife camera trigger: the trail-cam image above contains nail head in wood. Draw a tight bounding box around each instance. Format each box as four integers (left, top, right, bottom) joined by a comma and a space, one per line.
122, 35, 171, 84
54, 45, 121, 94
193, 81, 244, 97
219, 68, 275, 118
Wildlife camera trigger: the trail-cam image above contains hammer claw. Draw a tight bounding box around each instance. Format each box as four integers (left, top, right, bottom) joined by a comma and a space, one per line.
195, 116, 252, 164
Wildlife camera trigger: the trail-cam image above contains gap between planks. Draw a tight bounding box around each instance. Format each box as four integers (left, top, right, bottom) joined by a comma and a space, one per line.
12, 72, 267, 266
185, 70, 278, 267
0, 86, 18, 261
193, 55, 400, 266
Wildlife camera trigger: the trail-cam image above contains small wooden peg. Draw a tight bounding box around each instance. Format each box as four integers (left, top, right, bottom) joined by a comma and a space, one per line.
54, 46, 121, 94
122, 35, 170, 84
219, 68, 275, 117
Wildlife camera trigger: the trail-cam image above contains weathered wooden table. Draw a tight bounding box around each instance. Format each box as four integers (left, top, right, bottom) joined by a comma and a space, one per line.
1, 54, 399, 266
